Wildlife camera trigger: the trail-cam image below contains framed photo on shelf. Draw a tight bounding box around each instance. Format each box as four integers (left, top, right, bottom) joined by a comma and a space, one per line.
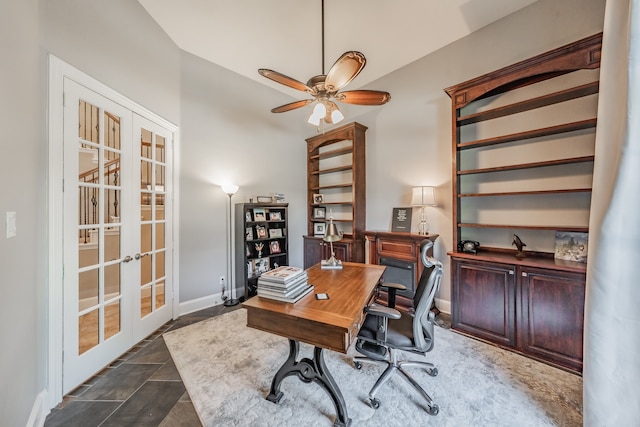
314, 222, 326, 236
245, 227, 253, 241
256, 225, 267, 238
245, 210, 253, 222
313, 193, 324, 204
268, 211, 282, 221
269, 228, 283, 238
554, 231, 588, 263
253, 208, 266, 221
313, 207, 326, 219
269, 240, 281, 254
255, 258, 270, 274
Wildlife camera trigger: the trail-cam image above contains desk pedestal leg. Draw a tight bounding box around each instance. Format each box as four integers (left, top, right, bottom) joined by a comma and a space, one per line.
266, 339, 351, 427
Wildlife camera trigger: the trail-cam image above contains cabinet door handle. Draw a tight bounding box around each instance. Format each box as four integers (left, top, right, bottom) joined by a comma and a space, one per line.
522, 272, 528, 277
509, 270, 514, 275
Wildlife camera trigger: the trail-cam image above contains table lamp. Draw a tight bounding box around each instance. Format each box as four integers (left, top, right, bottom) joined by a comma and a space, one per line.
321, 213, 343, 269
411, 186, 437, 235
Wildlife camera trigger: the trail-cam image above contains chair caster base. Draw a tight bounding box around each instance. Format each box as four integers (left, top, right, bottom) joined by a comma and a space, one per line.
369, 397, 380, 409
427, 403, 439, 415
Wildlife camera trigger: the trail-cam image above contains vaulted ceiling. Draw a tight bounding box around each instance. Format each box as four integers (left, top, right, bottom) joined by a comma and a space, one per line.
138, 0, 538, 98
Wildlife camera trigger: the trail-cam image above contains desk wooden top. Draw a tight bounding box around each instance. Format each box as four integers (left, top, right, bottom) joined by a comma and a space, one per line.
242, 262, 385, 353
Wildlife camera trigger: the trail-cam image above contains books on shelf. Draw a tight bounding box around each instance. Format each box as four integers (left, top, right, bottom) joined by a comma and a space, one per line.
257, 266, 312, 303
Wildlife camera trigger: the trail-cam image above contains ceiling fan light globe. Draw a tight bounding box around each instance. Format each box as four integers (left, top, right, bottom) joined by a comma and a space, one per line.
312, 102, 327, 117
308, 113, 322, 126
331, 108, 344, 124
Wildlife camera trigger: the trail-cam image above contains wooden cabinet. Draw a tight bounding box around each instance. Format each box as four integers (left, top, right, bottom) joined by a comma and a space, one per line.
451, 254, 585, 373
302, 236, 353, 269
445, 34, 602, 374
364, 231, 439, 311
304, 122, 367, 267
519, 266, 585, 371
234, 203, 288, 300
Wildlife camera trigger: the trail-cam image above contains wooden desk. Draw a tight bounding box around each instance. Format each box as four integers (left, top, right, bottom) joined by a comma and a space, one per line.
242, 262, 385, 427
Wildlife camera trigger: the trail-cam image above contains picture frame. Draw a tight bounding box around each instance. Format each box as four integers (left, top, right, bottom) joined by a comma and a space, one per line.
313, 207, 326, 219
256, 225, 267, 239
245, 227, 253, 240
391, 207, 413, 232
245, 210, 253, 222
269, 240, 281, 254
554, 231, 588, 263
254, 257, 270, 275
253, 208, 266, 221
314, 222, 326, 236
269, 228, 283, 238
269, 211, 282, 221
247, 260, 256, 278
313, 193, 324, 204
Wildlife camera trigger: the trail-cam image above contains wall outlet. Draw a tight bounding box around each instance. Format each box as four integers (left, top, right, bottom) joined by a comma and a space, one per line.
219, 276, 225, 285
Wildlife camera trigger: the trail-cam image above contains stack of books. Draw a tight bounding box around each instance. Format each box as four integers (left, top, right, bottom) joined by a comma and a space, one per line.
257, 266, 314, 303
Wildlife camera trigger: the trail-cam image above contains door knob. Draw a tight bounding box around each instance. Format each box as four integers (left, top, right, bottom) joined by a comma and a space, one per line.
122, 255, 133, 263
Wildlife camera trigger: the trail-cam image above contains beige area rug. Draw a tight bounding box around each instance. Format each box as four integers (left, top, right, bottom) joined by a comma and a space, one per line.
163, 309, 582, 427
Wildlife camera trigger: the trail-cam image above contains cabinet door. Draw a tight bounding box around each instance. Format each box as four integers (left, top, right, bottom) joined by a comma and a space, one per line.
303, 236, 324, 269
452, 259, 516, 347
331, 241, 352, 264
519, 267, 585, 372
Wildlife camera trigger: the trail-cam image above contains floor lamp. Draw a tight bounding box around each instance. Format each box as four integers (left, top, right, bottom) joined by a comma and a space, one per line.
221, 184, 240, 306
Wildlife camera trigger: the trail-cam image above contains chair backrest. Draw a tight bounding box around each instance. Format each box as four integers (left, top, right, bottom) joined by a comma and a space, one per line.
411, 240, 443, 352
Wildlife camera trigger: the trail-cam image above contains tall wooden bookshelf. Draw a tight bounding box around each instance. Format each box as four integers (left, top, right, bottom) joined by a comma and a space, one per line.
303, 122, 367, 268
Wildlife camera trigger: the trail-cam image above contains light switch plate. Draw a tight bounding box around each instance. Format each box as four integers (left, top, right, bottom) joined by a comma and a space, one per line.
6, 211, 16, 238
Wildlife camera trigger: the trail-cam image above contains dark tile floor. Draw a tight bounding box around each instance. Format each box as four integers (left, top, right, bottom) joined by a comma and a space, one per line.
44, 304, 242, 427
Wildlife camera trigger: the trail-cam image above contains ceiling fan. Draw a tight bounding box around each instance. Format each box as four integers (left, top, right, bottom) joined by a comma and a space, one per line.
258, 0, 391, 126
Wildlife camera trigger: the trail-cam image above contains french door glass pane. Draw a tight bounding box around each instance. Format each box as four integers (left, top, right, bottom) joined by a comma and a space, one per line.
79, 309, 99, 354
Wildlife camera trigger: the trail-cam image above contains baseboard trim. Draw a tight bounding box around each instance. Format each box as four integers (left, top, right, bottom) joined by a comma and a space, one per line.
177, 292, 226, 317
435, 298, 451, 314
26, 390, 48, 427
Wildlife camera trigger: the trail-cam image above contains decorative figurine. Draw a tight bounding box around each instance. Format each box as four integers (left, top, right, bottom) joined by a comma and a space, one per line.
255, 242, 264, 258
512, 234, 527, 259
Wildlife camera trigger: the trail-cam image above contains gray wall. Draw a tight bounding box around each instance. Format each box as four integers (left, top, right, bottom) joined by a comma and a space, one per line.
0, 1, 41, 426
0, 0, 606, 424
179, 51, 307, 302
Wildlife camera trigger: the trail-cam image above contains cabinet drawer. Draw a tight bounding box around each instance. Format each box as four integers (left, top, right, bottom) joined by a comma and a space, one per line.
377, 240, 416, 261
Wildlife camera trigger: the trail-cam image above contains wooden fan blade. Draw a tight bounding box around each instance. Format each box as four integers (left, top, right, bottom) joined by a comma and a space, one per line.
335, 90, 391, 105
271, 99, 314, 113
324, 51, 366, 92
258, 69, 312, 93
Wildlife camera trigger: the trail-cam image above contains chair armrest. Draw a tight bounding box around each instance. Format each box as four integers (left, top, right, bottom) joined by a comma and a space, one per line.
378, 282, 406, 309
379, 282, 406, 292
365, 304, 401, 320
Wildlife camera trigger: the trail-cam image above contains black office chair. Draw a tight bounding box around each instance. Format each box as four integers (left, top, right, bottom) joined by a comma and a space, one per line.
354, 239, 443, 415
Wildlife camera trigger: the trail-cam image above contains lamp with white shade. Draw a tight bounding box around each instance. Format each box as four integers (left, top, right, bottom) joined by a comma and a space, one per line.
410, 186, 437, 235
221, 183, 240, 306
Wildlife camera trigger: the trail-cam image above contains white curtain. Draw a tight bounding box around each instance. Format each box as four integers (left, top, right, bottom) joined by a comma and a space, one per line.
583, 0, 640, 425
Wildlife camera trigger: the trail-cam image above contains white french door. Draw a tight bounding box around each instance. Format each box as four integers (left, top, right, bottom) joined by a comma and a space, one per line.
61, 78, 173, 393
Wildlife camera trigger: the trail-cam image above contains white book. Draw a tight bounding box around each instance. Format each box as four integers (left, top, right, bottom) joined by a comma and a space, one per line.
258, 280, 309, 298
258, 273, 308, 290
259, 266, 306, 283
258, 284, 314, 303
